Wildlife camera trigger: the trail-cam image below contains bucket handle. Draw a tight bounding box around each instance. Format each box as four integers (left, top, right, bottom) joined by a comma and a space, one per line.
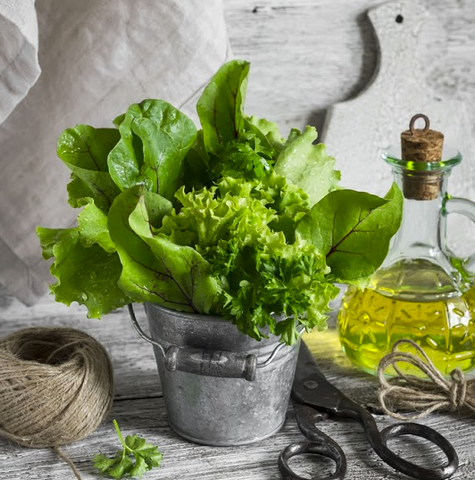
128, 304, 292, 382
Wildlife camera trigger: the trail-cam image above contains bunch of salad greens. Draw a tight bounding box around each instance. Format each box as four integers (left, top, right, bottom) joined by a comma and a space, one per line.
37, 60, 402, 345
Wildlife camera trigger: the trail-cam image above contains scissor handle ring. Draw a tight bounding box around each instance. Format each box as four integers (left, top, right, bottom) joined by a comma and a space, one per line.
379, 422, 458, 480
278, 440, 346, 480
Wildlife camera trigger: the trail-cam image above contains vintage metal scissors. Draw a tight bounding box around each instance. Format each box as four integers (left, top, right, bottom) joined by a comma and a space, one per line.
278, 342, 459, 480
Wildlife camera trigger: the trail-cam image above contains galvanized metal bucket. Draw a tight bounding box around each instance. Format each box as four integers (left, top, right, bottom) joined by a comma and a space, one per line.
128, 303, 300, 446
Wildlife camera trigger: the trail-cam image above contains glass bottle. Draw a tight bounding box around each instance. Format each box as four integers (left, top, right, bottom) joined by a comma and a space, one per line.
338, 114, 475, 376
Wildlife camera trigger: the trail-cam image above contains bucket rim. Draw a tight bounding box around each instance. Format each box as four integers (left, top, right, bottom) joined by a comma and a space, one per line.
144, 302, 228, 323
144, 302, 292, 325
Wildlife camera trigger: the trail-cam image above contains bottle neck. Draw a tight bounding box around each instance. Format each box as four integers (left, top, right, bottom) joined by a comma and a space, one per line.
389, 171, 448, 256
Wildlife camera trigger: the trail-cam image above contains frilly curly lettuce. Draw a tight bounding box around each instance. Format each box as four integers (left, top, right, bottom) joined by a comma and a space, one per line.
156, 175, 336, 342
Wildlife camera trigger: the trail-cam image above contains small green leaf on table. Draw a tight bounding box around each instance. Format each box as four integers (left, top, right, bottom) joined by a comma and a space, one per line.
92, 420, 162, 479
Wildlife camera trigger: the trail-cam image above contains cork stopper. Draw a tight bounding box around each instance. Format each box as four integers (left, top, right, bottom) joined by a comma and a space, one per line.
400, 114, 444, 200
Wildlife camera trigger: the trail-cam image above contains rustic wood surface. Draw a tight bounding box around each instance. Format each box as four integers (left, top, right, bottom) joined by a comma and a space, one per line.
2, 0, 475, 478
225, 0, 475, 253
1, 286, 474, 479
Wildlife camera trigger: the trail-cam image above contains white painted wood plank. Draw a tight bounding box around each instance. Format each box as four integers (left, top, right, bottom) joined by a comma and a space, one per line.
224, 0, 379, 134
224, 0, 475, 134
2, 396, 475, 479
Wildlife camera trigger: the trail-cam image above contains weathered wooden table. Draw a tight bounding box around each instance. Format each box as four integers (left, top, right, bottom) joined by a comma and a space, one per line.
1, 286, 474, 480
1, 0, 474, 478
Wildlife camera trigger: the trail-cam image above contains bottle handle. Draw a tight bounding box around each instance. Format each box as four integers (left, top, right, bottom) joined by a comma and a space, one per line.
444, 196, 475, 273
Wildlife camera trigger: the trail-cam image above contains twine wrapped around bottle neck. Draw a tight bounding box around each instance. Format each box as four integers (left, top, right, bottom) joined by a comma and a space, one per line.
377, 339, 475, 421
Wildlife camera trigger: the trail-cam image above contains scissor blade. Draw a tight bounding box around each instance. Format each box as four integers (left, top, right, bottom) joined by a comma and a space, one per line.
292, 341, 359, 415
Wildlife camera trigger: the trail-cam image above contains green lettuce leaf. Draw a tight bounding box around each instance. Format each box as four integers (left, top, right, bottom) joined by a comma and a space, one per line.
36, 226, 130, 318
160, 181, 276, 250
193, 61, 279, 184
108, 186, 218, 313
196, 60, 250, 154
129, 195, 220, 314
215, 173, 309, 242
57, 125, 121, 211
38, 227, 77, 261
77, 199, 116, 253
246, 115, 284, 155
57, 125, 118, 171
297, 183, 403, 282
107, 99, 197, 201
183, 130, 211, 190
274, 126, 340, 208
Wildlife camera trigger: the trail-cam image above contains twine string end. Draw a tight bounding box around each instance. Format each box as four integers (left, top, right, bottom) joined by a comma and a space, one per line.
377, 339, 475, 420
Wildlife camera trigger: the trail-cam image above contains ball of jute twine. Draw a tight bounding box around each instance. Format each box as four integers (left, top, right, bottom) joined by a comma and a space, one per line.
0, 327, 114, 479
378, 339, 475, 421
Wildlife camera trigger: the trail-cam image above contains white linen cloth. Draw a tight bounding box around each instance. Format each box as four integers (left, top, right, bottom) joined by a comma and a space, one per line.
0, 0, 230, 305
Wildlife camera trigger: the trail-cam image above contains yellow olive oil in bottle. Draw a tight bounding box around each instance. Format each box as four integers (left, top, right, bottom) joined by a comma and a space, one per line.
338, 115, 475, 376
339, 263, 475, 376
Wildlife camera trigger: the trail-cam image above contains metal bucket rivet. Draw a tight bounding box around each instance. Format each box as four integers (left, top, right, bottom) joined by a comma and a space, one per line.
128, 303, 300, 446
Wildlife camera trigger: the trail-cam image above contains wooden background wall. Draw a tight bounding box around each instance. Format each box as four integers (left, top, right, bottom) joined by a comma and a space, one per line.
224, 0, 475, 138
223, 0, 475, 250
